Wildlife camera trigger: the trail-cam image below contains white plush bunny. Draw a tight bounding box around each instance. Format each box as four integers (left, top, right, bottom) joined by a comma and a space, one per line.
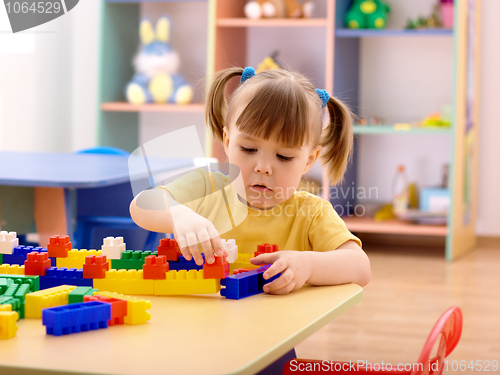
125, 16, 193, 105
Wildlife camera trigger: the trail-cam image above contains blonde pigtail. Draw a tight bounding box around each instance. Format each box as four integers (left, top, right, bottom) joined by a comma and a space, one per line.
205, 67, 244, 142
320, 96, 354, 185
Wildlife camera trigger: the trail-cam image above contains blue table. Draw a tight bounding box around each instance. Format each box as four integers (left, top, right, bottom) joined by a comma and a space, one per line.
0, 151, 193, 247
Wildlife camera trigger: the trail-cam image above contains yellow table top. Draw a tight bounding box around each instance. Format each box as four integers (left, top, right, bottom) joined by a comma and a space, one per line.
0, 284, 362, 375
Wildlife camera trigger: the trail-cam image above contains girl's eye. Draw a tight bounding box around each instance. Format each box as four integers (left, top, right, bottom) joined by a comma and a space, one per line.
277, 154, 293, 162
240, 146, 256, 153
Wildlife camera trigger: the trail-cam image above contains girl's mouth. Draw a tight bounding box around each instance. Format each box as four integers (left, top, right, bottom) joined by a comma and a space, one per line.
250, 184, 272, 192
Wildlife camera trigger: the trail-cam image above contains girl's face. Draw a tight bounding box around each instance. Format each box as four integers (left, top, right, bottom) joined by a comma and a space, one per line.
223, 124, 321, 209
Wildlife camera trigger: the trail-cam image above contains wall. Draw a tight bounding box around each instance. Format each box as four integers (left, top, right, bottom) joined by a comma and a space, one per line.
70, 0, 100, 151
0, 0, 99, 152
476, 0, 500, 236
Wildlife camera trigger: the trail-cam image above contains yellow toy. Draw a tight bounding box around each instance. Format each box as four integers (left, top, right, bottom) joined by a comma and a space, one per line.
256, 51, 281, 73
245, 0, 314, 19
0, 311, 18, 339
0, 264, 25, 275
154, 270, 221, 295
25, 285, 77, 319
93, 269, 155, 296
93, 291, 151, 325
421, 112, 451, 128
56, 249, 102, 269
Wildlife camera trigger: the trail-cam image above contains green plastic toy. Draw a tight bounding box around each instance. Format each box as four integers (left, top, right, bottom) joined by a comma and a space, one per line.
345, 0, 391, 29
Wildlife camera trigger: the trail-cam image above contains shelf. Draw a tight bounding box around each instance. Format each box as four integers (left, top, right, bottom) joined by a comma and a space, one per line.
353, 125, 452, 135
343, 217, 448, 237
101, 102, 205, 113
217, 18, 328, 28
335, 28, 454, 38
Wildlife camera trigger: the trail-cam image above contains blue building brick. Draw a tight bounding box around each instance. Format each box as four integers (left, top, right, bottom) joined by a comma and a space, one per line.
168, 255, 204, 271
42, 301, 111, 336
39, 267, 93, 289
3, 246, 55, 267
220, 265, 280, 300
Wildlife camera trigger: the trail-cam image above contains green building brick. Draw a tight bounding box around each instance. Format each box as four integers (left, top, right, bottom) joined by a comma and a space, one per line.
0, 278, 13, 294
0, 274, 39, 292
68, 286, 98, 304
0, 282, 29, 319
111, 250, 158, 271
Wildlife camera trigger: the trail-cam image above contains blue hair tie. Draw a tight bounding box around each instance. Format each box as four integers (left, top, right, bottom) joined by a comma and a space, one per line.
241, 67, 256, 84
315, 88, 329, 108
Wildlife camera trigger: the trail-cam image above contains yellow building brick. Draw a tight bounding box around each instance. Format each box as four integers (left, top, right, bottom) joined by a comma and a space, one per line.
154, 269, 221, 295
56, 249, 102, 269
0, 304, 12, 312
0, 264, 25, 275
93, 269, 154, 296
229, 253, 259, 274
0, 311, 19, 339
25, 285, 76, 319
93, 290, 151, 325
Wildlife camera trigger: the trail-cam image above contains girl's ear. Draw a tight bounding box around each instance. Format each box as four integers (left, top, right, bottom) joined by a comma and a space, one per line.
139, 19, 155, 46
303, 145, 321, 174
223, 127, 230, 155
156, 16, 171, 43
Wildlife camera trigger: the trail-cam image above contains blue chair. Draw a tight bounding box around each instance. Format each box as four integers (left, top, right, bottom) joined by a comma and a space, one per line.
74, 147, 161, 250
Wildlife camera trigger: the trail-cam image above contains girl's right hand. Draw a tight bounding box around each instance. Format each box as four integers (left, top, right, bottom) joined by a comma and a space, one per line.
170, 205, 225, 265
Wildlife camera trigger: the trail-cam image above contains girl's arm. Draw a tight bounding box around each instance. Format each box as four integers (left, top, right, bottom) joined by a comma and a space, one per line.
249, 241, 371, 294
305, 240, 371, 286
129, 188, 176, 233
129, 189, 225, 264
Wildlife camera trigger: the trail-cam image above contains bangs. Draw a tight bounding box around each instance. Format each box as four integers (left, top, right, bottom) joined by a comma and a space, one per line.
234, 78, 312, 148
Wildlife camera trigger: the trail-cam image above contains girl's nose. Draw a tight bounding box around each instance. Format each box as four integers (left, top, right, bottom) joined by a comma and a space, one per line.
254, 159, 272, 175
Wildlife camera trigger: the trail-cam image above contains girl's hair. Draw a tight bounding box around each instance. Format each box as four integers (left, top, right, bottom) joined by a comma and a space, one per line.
206, 67, 353, 185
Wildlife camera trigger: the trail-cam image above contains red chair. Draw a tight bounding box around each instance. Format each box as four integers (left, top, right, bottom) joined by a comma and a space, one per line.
284, 306, 463, 375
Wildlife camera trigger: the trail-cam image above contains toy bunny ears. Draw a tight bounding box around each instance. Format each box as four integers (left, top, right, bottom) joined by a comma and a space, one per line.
140, 16, 171, 46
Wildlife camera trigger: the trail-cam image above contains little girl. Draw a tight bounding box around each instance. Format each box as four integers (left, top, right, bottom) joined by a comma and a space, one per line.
130, 66, 371, 294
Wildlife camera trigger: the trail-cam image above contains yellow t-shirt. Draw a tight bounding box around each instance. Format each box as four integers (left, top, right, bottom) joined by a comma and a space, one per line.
164, 168, 361, 255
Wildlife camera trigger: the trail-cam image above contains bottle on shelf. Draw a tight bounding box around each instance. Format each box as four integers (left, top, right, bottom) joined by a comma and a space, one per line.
392, 165, 409, 216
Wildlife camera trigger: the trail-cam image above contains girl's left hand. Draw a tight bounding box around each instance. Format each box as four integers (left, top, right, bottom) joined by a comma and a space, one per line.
249, 251, 313, 295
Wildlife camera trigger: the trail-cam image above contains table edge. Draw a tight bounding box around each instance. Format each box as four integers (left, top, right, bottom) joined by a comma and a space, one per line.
230, 285, 363, 375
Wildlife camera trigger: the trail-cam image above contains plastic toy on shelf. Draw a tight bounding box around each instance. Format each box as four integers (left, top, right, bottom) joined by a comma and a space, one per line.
345, 0, 390, 29
244, 0, 314, 19
125, 16, 193, 105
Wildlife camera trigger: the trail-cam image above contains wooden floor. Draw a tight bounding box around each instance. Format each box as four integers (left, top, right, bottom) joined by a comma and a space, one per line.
295, 244, 500, 374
